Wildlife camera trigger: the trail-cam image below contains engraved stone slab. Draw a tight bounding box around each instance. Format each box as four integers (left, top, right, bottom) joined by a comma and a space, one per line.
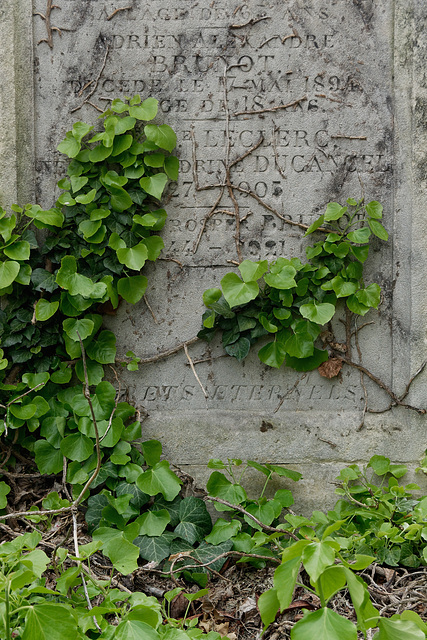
2, 0, 427, 506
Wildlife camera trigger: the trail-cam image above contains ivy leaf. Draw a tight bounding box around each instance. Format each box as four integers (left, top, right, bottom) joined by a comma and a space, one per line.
299, 302, 335, 325
258, 341, 287, 369
35, 300, 59, 322
304, 214, 325, 237
324, 202, 346, 222
136, 509, 171, 536
22, 604, 77, 640
368, 218, 388, 240
136, 461, 182, 501
206, 471, 247, 507
4, 240, 31, 261
174, 496, 212, 544
62, 318, 94, 342
291, 607, 357, 640
143, 236, 164, 261
129, 97, 158, 120
34, 440, 64, 474
366, 200, 383, 219
31, 268, 57, 293
373, 618, 425, 640
56, 256, 107, 298
84, 330, 116, 364
118, 275, 148, 304
109, 185, 133, 212
0, 260, 20, 288
26, 205, 64, 227
221, 273, 259, 308
134, 209, 167, 231
117, 243, 148, 271
346, 295, 370, 316
60, 433, 94, 462
139, 173, 168, 200
164, 156, 179, 180
356, 283, 381, 308
302, 541, 335, 582
134, 534, 172, 563
144, 124, 177, 151
347, 227, 371, 244
286, 348, 328, 371
75, 188, 97, 204
284, 329, 314, 359
238, 259, 268, 283
0, 480, 11, 508
264, 265, 297, 290
225, 336, 251, 361
93, 525, 140, 574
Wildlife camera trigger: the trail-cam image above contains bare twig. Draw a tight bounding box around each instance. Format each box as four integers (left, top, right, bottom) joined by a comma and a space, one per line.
71, 46, 110, 113
116, 336, 199, 366
34, 0, 62, 48
184, 344, 208, 399
143, 295, 158, 324
230, 15, 271, 28
206, 496, 298, 540
107, 6, 132, 20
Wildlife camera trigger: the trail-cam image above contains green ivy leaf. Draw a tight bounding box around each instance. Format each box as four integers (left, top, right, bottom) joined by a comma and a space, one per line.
0, 480, 11, 508
304, 214, 325, 236
291, 607, 357, 640
356, 283, 381, 308
285, 348, 328, 371
117, 243, 148, 270
4, 240, 30, 261
225, 336, 251, 361
366, 200, 383, 219
347, 227, 371, 244
60, 433, 94, 462
136, 461, 182, 501
174, 496, 212, 544
144, 124, 177, 151
0, 260, 20, 288
56, 256, 107, 299
302, 541, 335, 582
264, 265, 297, 290
205, 518, 241, 545
93, 524, 140, 574
206, 471, 247, 506
221, 273, 259, 308
139, 173, 168, 200
134, 535, 171, 563
35, 299, 59, 322
164, 155, 179, 180
300, 302, 335, 325
34, 440, 64, 474
86, 331, 116, 364
136, 509, 171, 536
238, 259, 268, 283
22, 604, 77, 640
373, 618, 425, 640
62, 318, 94, 341
368, 219, 388, 240
129, 97, 158, 120
258, 341, 287, 369
324, 202, 346, 222
118, 275, 148, 304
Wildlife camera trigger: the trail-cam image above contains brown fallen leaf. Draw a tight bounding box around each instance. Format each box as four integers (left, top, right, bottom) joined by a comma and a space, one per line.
318, 357, 343, 379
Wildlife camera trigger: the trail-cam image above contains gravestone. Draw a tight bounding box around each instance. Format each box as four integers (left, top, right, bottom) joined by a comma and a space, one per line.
1, 1, 427, 509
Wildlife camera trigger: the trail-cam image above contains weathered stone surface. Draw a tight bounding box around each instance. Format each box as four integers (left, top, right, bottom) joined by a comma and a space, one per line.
1, 1, 426, 504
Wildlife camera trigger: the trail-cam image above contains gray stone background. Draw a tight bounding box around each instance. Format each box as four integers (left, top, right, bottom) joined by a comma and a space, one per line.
1, 0, 427, 510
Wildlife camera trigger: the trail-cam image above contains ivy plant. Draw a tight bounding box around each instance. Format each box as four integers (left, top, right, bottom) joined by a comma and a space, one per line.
199, 198, 388, 371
